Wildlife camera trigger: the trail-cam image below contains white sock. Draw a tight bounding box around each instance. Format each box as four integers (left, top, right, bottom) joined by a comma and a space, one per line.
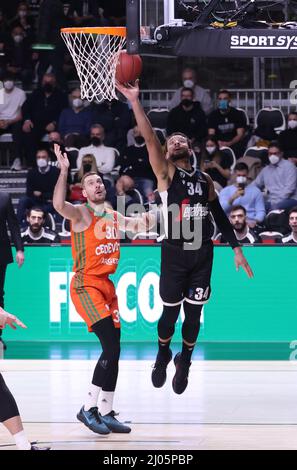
13, 430, 31, 450
84, 384, 101, 411
99, 391, 114, 416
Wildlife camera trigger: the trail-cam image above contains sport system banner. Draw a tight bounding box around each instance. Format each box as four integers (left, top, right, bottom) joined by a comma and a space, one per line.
174, 28, 297, 58
4, 245, 297, 342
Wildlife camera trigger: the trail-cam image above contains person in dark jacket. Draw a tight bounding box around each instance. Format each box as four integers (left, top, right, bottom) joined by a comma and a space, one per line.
166, 87, 207, 143
0, 193, 24, 350
22, 72, 68, 167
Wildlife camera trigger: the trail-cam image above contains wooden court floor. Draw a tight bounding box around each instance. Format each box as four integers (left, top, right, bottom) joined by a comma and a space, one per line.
1, 360, 297, 450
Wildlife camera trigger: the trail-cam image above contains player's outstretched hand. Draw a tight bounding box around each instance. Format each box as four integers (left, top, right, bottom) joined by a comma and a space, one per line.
54, 143, 69, 172
0, 307, 27, 330
234, 247, 254, 278
116, 79, 140, 103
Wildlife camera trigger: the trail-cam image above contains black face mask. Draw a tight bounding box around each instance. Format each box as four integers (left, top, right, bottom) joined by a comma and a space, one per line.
181, 99, 193, 107
43, 83, 54, 93
83, 163, 92, 173
135, 136, 145, 145
91, 137, 101, 146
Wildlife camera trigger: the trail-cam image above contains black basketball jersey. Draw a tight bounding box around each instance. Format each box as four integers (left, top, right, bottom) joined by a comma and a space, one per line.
159, 166, 213, 245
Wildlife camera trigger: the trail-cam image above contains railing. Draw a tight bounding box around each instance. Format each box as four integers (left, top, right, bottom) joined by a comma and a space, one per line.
140, 88, 296, 123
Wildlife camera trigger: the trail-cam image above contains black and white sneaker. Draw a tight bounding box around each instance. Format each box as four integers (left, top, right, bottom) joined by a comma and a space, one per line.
151, 348, 172, 388
172, 352, 191, 395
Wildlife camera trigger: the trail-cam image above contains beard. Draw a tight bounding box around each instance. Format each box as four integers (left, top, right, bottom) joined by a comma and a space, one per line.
169, 148, 191, 162
234, 222, 246, 233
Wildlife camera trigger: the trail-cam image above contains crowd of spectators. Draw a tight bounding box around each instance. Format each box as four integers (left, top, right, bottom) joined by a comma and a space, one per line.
0, 3, 296, 245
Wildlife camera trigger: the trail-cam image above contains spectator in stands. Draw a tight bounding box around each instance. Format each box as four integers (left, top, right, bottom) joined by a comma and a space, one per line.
21, 207, 60, 243
77, 124, 118, 175
278, 112, 297, 160
69, 153, 97, 203
106, 175, 141, 211
4, 25, 33, 87
252, 141, 297, 211
22, 72, 68, 167
208, 89, 247, 157
117, 125, 157, 202
166, 87, 207, 143
67, 0, 109, 27
58, 87, 92, 148
9, 2, 36, 42
17, 148, 60, 226
0, 75, 26, 171
200, 135, 232, 189
36, 0, 69, 90
219, 162, 266, 227
91, 98, 131, 153
281, 207, 297, 245
216, 205, 261, 244
169, 67, 213, 115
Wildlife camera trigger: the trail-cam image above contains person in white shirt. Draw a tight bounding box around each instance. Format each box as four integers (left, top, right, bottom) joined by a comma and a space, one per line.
169, 67, 213, 115
77, 124, 119, 175
0, 75, 26, 171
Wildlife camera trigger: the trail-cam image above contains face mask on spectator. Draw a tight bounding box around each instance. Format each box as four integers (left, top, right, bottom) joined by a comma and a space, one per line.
43, 83, 54, 93
72, 98, 83, 108
269, 154, 280, 165
135, 136, 145, 145
218, 99, 229, 111
91, 137, 101, 146
18, 9, 27, 18
206, 146, 216, 154
13, 34, 23, 43
3, 80, 14, 91
37, 158, 48, 168
288, 120, 297, 129
183, 79, 194, 88
181, 99, 193, 107
83, 163, 92, 173
236, 176, 247, 185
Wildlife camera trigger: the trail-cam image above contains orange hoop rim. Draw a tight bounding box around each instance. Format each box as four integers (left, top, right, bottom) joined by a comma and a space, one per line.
60, 26, 126, 37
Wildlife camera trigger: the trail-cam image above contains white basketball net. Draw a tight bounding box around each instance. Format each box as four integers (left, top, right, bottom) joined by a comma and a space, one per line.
61, 29, 126, 102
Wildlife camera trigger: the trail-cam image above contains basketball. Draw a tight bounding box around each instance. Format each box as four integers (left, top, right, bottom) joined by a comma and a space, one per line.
115, 50, 143, 84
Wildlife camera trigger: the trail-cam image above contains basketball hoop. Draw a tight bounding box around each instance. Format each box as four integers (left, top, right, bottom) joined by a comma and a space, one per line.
60, 27, 126, 102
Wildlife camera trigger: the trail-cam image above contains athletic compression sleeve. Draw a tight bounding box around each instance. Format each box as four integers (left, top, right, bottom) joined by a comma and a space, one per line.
209, 197, 240, 249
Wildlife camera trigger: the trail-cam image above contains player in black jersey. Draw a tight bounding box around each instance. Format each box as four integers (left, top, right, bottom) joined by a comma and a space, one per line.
117, 81, 253, 394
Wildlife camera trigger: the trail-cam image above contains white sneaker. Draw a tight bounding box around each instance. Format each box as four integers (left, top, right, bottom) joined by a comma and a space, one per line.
11, 158, 22, 171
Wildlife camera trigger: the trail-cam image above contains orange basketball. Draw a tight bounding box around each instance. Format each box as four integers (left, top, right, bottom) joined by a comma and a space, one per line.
115, 51, 142, 84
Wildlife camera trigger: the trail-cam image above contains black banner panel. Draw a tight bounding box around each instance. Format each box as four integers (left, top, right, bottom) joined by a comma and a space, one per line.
174, 28, 297, 58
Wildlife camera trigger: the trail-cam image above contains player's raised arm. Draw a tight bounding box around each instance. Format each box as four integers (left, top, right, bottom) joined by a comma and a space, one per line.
205, 173, 254, 279
53, 144, 82, 222
116, 80, 169, 182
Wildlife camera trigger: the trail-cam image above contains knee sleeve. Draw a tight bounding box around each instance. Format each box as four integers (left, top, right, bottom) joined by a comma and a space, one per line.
157, 304, 180, 340
182, 301, 203, 344
0, 374, 19, 422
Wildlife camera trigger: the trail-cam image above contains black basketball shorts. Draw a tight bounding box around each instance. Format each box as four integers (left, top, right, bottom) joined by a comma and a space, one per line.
159, 240, 214, 306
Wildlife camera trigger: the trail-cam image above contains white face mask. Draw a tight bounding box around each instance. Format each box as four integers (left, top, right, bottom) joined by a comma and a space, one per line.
269, 154, 280, 165
206, 146, 216, 155
37, 158, 48, 168
18, 10, 27, 18
3, 81, 14, 91
72, 98, 83, 108
183, 79, 194, 88
13, 35, 23, 43
288, 120, 297, 130
236, 176, 247, 185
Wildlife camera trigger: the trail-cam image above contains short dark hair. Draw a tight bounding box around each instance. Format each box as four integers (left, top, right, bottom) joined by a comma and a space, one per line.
165, 132, 192, 153
288, 206, 297, 216
27, 207, 45, 218
230, 205, 246, 215
268, 141, 282, 151
234, 162, 249, 172
218, 89, 231, 98
81, 171, 100, 187
181, 87, 194, 96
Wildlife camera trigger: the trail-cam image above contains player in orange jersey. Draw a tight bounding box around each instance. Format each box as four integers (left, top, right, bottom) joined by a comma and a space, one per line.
53, 144, 153, 435
0, 307, 50, 450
